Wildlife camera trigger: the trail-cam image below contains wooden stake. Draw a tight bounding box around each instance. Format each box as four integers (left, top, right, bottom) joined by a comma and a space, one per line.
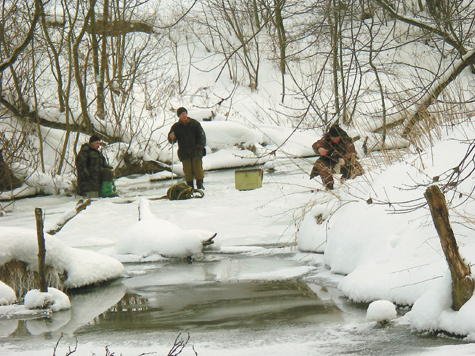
425, 185, 474, 311
35, 208, 47, 293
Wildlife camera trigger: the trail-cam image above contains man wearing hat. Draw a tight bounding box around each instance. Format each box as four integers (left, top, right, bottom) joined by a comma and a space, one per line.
310, 124, 364, 190
76, 135, 114, 197
168, 107, 207, 190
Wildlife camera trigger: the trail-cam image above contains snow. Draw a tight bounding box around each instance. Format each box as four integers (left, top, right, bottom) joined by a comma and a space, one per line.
112, 198, 213, 259
1, 3, 475, 354
24, 288, 70, 312
0, 282, 16, 306
0, 226, 124, 289
367, 300, 397, 323
0, 121, 473, 353
297, 121, 475, 337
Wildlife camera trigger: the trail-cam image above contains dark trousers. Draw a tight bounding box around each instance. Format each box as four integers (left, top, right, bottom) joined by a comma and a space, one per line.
310, 156, 364, 188
311, 157, 337, 188
182, 157, 204, 182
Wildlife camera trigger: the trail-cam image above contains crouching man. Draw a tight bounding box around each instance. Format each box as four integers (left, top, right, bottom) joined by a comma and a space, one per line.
310, 124, 364, 190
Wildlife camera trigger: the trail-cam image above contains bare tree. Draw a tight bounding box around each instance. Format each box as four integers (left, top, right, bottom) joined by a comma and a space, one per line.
0, 0, 178, 183
370, 0, 475, 139
200, 0, 265, 91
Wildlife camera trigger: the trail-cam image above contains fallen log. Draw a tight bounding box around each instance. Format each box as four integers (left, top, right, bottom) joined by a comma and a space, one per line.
85, 20, 155, 36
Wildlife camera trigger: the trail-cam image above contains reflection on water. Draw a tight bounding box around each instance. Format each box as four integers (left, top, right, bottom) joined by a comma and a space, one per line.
0, 282, 126, 339
80, 280, 343, 333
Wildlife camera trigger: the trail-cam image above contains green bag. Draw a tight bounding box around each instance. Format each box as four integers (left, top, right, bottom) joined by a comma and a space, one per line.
101, 180, 117, 197
166, 183, 204, 200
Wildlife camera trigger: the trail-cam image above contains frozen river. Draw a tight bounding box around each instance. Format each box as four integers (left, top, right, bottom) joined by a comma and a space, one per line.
0, 160, 472, 355
0, 251, 468, 356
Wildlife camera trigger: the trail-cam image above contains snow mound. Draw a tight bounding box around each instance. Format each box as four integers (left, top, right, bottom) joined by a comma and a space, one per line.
0, 226, 124, 289
0, 281, 16, 305
113, 198, 216, 259
367, 300, 397, 322
24, 287, 71, 312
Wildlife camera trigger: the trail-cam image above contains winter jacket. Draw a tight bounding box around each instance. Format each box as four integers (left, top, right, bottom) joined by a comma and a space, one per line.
168, 118, 206, 162
312, 128, 356, 164
76, 143, 113, 195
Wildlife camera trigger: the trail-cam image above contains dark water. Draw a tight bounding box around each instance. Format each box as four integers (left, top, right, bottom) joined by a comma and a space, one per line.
75, 280, 341, 332
0, 254, 470, 355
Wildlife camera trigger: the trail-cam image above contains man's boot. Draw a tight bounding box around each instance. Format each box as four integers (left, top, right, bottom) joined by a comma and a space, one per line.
186, 181, 194, 189
325, 182, 334, 190
322, 174, 334, 191
197, 179, 205, 190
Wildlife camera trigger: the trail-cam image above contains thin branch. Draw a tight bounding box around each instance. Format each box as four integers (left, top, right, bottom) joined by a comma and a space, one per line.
0, 0, 41, 73
46, 199, 92, 235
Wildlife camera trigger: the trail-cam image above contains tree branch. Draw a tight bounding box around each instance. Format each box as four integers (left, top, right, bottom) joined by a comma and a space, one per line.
373, 0, 468, 55
0, 0, 42, 73
0, 96, 121, 142
403, 49, 475, 137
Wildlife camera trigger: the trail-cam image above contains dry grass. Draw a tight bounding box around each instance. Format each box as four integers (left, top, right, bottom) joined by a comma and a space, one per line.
0, 260, 66, 299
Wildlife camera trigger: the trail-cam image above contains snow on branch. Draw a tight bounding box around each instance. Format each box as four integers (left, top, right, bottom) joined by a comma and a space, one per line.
46, 199, 91, 235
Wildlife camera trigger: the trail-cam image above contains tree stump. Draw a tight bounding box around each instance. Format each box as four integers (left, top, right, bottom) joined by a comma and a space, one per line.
424, 185, 474, 311
0, 150, 21, 191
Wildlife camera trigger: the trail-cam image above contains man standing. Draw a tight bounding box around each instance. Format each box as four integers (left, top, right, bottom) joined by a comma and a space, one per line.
168, 107, 207, 190
310, 124, 364, 190
76, 135, 114, 197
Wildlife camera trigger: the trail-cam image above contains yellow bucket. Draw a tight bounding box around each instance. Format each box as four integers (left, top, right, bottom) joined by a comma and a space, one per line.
235, 168, 263, 190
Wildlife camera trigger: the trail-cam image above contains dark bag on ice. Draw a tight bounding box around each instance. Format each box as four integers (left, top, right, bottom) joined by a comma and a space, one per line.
167, 183, 203, 200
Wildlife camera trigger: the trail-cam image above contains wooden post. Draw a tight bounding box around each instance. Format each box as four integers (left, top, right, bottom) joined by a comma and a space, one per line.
424, 185, 474, 311
35, 208, 48, 293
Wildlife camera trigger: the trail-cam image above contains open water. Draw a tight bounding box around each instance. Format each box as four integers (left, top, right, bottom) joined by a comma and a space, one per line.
0, 252, 468, 355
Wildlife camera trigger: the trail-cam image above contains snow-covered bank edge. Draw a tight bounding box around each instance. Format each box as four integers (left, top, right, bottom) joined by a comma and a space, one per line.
0, 226, 124, 290
298, 121, 475, 338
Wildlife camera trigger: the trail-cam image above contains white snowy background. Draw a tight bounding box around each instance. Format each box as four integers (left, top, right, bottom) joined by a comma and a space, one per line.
0, 0, 474, 354
1, 119, 474, 355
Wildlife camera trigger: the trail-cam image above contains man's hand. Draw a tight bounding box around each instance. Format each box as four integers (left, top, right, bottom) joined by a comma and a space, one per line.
338, 158, 345, 166
318, 147, 328, 156
169, 132, 176, 141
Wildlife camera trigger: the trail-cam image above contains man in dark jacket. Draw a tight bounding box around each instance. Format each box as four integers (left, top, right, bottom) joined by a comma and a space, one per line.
310, 124, 364, 190
168, 107, 206, 189
76, 135, 114, 197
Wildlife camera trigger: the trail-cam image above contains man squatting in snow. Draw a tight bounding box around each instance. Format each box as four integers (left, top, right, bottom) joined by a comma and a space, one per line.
76, 135, 114, 197
168, 107, 207, 190
310, 124, 364, 190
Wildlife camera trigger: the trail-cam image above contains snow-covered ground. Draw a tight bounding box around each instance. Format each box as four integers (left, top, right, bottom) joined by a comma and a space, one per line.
0, 119, 474, 355
1, 0, 474, 353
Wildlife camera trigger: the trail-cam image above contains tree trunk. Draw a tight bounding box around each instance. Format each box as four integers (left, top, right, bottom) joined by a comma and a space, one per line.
73, 0, 98, 135
424, 185, 474, 311
0, 150, 22, 191
328, 0, 340, 122
273, 0, 286, 103
0, 98, 122, 143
